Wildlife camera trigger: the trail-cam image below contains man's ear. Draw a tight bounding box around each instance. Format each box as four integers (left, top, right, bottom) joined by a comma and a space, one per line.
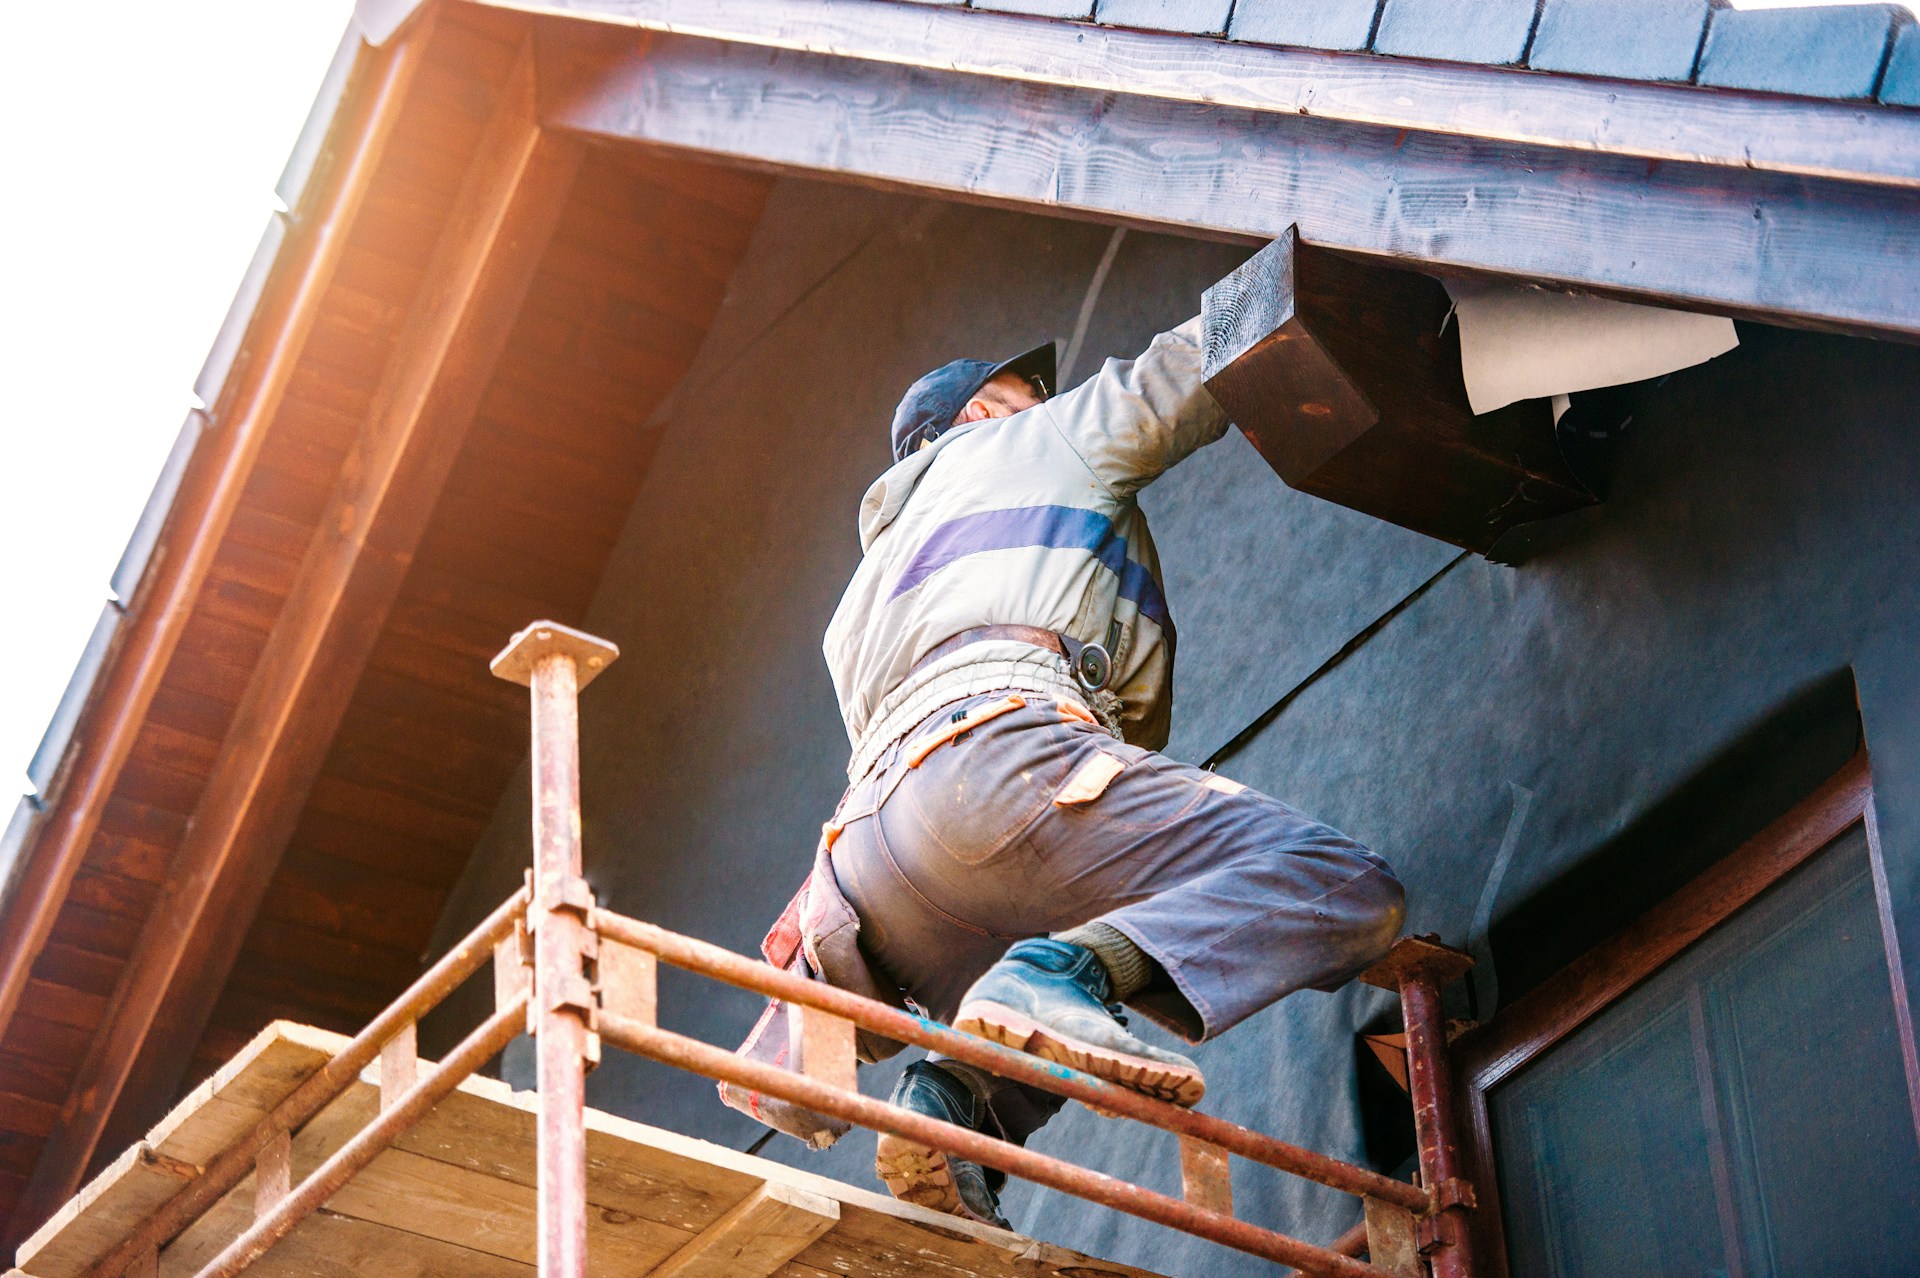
954, 397, 993, 425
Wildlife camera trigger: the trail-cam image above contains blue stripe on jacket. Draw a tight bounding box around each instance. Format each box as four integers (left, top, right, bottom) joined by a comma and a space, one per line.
888, 504, 1175, 643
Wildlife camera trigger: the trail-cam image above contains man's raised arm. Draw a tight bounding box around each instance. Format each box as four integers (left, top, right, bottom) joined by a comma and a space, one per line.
1041, 316, 1230, 497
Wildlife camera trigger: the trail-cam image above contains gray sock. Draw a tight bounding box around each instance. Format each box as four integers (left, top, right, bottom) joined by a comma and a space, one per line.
1053, 921, 1154, 1001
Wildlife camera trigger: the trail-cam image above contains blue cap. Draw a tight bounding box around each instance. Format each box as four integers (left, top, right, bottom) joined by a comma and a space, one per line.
889, 342, 1057, 461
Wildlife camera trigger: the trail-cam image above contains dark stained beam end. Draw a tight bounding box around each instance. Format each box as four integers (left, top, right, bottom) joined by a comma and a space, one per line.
1202, 230, 1596, 554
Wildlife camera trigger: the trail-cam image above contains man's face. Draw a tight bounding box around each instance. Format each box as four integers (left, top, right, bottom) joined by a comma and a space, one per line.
948, 372, 1046, 432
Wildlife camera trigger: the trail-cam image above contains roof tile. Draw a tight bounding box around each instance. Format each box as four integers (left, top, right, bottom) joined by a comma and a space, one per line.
1529, 0, 1709, 83
1095, 0, 1232, 35
1372, 0, 1538, 66
972, 0, 1094, 18
1229, 0, 1382, 51
1880, 18, 1920, 107
1697, 4, 1906, 101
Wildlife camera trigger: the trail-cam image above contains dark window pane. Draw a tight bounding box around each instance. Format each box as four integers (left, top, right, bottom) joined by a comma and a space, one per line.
1491, 825, 1920, 1278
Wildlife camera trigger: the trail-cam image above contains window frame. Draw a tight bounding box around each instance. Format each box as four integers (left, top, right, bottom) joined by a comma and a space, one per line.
1452, 751, 1920, 1277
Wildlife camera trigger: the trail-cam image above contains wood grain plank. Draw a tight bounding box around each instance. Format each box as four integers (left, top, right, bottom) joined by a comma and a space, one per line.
62, 872, 159, 924
91, 798, 190, 871
0, 1051, 85, 1107
249, 853, 448, 952
108, 762, 205, 822
0, 1091, 62, 1141
123, 722, 222, 789
141, 687, 240, 754
47, 906, 142, 964
651, 1183, 840, 1278
2, 1015, 92, 1070
14, 983, 105, 1035
302, 772, 493, 850
509, 0, 1920, 187
29, 945, 123, 1002
22, 1023, 1167, 1278
539, 17, 1920, 340
16, 1024, 347, 1277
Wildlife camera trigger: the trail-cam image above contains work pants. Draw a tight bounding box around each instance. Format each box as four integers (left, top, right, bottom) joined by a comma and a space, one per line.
831, 691, 1404, 1145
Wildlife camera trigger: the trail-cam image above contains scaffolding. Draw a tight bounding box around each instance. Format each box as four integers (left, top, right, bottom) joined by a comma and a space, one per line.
54, 621, 1480, 1278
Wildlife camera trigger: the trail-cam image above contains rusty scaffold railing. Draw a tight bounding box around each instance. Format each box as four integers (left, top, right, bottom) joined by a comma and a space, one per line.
73, 620, 1481, 1278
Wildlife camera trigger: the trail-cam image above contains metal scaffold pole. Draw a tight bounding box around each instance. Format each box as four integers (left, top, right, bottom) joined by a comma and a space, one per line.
491, 621, 620, 1278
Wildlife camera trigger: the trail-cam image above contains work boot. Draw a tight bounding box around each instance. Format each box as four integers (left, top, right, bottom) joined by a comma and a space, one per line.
875, 1061, 1012, 1229
954, 938, 1206, 1107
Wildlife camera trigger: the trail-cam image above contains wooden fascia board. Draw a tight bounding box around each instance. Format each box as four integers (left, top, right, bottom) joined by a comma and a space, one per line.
534, 23, 1920, 342
0, 27, 429, 1061
483, 0, 1920, 192
12, 39, 585, 1234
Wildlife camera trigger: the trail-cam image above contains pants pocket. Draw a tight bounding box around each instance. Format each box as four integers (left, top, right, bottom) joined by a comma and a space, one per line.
890, 710, 1073, 867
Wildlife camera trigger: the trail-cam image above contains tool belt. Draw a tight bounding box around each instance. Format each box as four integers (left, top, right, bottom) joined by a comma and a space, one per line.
911, 623, 1113, 691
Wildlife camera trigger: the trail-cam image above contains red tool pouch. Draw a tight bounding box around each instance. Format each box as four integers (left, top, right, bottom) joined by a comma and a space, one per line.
719, 829, 908, 1148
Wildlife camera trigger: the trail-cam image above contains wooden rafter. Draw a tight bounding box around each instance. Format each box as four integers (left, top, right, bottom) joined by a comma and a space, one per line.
530, 7, 1920, 341
12, 38, 584, 1233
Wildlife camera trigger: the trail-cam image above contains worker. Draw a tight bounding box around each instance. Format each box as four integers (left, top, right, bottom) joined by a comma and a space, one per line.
814, 318, 1406, 1227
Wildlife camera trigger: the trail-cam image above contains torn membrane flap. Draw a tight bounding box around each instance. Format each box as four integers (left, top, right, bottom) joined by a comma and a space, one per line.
1446, 280, 1739, 415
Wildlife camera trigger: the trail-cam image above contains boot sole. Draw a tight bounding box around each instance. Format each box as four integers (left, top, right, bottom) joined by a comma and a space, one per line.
953, 1000, 1207, 1108
874, 1132, 1002, 1226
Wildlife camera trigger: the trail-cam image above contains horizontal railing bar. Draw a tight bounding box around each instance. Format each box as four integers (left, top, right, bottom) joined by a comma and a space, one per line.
600, 1013, 1391, 1278
594, 910, 1429, 1212
82, 888, 531, 1278
191, 995, 529, 1278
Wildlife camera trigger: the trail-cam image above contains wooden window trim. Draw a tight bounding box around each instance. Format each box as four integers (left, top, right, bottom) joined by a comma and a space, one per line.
1451, 750, 1920, 1277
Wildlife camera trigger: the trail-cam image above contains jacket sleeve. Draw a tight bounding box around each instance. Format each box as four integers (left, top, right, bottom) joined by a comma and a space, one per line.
1041, 316, 1231, 497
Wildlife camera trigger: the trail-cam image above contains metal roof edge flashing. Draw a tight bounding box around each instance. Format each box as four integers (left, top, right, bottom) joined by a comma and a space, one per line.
26, 602, 126, 801
356, 0, 433, 46
191, 211, 291, 415
277, 23, 368, 214
0, 796, 44, 917
110, 410, 209, 608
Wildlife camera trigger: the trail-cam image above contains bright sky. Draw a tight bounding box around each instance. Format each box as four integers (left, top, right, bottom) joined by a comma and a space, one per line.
0, 0, 1910, 805
0, 2, 356, 799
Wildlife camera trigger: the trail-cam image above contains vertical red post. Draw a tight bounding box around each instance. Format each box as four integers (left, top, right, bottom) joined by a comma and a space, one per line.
1399, 967, 1472, 1278
1361, 936, 1478, 1278
492, 621, 620, 1278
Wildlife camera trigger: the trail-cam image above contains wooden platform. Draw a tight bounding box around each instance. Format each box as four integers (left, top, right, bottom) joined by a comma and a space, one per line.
12, 1023, 1163, 1278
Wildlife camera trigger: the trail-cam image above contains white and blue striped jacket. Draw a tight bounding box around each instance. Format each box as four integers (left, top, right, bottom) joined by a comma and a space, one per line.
826, 318, 1229, 782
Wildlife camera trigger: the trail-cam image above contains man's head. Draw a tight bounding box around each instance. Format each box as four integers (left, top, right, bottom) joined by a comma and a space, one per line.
889, 342, 1056, 461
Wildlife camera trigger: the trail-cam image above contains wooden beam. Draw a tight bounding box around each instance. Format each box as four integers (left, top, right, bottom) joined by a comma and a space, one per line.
0, 21, 429, 1060
1201, 228, 1594, 552
646, 1183, 840, 1278
494, 0, 1920, 192
535, 20, 1920, 341
11, 42, 583, 1235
